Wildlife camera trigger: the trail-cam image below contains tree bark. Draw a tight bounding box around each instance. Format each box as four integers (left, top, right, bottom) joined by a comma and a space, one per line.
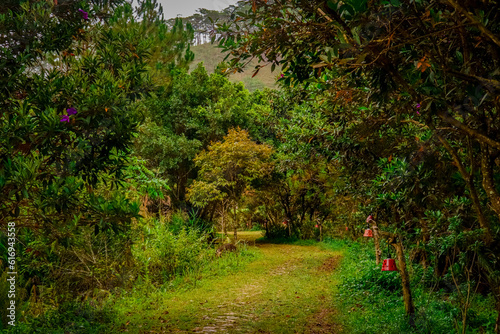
390, 236, 416, 324
233, 202, 238, 241
480, 144, 500, 217
371, 220, 382, 265
222, 212, 226, 236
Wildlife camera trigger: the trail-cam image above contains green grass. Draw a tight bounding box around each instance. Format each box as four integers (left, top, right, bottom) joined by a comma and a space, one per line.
14, 232, 495, 333
110, 232, 342, 333
324, 239, 497, 334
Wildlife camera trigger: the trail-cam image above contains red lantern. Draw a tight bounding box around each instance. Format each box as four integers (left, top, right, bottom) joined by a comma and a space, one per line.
381, 258, 398, 271
345, 226, 348, 231
315, 224, 319, 228
282, 221, 287, 225
363, 228, 373, 237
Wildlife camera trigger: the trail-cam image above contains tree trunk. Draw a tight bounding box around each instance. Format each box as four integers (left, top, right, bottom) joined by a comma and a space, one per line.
480, 144, 500, 222
222, 213, 226, 236
371, 222, 382, 265
391, 237, 416, 324
420, 218, 429, 269
233, 203, 237, 241
221, 203, 227, 236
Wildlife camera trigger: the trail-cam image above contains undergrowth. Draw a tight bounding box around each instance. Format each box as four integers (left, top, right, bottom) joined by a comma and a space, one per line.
323, 239, 496, 334
4, 218, 259, 334
4, 302, 117, 334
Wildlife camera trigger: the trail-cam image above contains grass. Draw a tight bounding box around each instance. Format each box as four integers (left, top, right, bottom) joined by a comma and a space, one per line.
10, 231, 496, 334
110, 231, 343, 333
324, 238, 497, 334
3, 302, 117, 334
190, 44, 279, 92
13, 231, 495, 333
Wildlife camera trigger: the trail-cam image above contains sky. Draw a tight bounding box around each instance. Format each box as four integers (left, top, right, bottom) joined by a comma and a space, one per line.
157, 0, 240, 19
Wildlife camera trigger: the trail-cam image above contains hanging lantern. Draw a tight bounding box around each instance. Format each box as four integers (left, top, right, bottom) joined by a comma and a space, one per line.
315, 224, 319, 228
381, 258, 398, 271
363, 228, 373, 237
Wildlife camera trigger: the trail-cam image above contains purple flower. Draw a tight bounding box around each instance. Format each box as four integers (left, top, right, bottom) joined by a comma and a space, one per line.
60, 115, 70, 122
416, 111, 420, 115
78, 9, 89, 20
280, 74, 284, 78
66, 107, 78, 115
416, 103, 421, 108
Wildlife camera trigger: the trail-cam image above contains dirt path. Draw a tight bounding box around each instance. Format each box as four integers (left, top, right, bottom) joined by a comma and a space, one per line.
131, 232, 342, 333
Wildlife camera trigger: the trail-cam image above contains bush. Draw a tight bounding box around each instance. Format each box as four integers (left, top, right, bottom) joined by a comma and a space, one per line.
5, 302, 116, 334
133, 218, 212, 284
263, 221, 290, 239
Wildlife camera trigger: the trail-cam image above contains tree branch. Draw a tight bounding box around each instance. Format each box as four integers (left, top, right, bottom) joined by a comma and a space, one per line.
438, 112, 500, 151
448, 70, 500, 91
446, 0, 500, 49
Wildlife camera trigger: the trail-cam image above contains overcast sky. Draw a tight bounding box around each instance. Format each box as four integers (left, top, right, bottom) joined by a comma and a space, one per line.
157, 0, 240, 19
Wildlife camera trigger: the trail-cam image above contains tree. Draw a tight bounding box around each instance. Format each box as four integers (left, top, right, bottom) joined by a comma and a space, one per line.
187, 128, 273, 239
214, 0, 500, 327
134, 64, 267, 207
0, 0, 194, 311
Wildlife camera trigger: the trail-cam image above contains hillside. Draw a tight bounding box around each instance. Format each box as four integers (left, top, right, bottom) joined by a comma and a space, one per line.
190, 43, 279, 92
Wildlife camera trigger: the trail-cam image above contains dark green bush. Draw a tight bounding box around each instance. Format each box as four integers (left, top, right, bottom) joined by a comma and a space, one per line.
5, 302, 116, 334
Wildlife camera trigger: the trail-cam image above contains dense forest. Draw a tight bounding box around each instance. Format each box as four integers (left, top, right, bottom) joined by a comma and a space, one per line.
1, 0, 500, 333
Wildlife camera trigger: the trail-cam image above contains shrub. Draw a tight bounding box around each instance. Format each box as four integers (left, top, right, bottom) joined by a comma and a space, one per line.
133, 218, 211, 283
5, 302, 116, 334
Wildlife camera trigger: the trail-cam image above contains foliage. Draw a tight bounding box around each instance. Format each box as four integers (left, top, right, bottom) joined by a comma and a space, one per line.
214, 0, 500, 326
187, 128, 274, 234
4, 301, 117, 334
327, 239, 496, 334
132, 217, 212, 284
0, 0, 195, 322
0, 0, 193, 232
2, 0, 500, 330
134, 64, 266, 206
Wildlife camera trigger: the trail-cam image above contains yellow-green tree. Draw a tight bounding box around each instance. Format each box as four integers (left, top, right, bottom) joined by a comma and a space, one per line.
187, 128, 273, 239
